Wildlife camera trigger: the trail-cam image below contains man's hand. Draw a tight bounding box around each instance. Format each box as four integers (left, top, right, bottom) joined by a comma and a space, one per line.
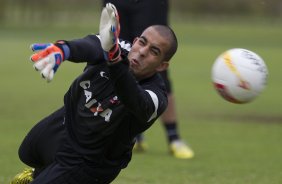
99, 3, 121, 63
30, 43, 64, 82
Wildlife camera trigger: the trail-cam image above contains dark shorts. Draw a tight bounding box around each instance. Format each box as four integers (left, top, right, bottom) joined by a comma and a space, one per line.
159, 70, 172, 94
103, 0, 169, 42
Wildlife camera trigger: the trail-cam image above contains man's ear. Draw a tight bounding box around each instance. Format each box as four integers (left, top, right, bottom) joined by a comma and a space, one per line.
156, 61, 169, 72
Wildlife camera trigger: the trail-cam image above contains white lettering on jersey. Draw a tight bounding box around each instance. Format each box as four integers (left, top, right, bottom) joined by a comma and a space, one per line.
145, 90, 159, 122
93, 103, 102, 116
80, 80, 92, 103
100, 109, 112, 122
80, 79, 113, 122
84, 90, 92, 103
85, 98, 97, 108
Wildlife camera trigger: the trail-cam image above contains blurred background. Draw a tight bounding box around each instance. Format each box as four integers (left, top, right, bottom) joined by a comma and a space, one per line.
1, 0, 282, 184
0, 0, 282, 27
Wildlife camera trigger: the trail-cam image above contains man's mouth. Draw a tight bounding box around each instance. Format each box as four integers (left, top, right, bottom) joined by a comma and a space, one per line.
131, 59, 139, 66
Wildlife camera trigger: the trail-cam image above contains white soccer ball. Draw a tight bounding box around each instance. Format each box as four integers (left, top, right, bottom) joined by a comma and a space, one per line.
211, 48, 268, 104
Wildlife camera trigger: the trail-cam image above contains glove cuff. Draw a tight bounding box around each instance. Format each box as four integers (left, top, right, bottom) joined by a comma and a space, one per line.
55, 40, 70, 60
104, 43, 121, 63
107, 56, 129, 66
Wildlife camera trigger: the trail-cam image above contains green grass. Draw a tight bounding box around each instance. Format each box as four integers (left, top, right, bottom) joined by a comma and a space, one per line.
1, 19, 282, 184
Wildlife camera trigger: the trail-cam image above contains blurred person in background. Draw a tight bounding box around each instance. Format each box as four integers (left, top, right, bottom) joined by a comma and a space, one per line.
102, 0, 194, 159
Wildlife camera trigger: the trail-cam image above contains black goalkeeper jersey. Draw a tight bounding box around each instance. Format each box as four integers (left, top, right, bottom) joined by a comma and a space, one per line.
61, 34, 167, 169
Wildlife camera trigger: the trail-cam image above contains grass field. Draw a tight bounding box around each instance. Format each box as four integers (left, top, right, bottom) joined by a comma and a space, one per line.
1, 19, 282, 184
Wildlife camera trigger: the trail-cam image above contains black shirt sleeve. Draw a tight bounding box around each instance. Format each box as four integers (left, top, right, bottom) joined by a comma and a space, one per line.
65, 34, 105, 64
108, 59, 167, 125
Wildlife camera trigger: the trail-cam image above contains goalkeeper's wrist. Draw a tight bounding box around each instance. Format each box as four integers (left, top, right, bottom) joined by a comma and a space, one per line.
107, 56, 128, 66
104, 44, 121, 64
55, 41, 70, 60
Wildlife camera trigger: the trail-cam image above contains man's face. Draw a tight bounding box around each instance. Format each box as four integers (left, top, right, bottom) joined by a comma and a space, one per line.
127, 27, 169, 80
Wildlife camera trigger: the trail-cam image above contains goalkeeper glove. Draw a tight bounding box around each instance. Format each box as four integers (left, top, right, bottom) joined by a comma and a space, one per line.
30, 42, 67, 82
99, 3, 121, 63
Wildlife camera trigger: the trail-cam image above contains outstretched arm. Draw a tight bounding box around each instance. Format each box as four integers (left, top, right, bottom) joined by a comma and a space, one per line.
29, 3, 121, 82
29, 34, 105, 82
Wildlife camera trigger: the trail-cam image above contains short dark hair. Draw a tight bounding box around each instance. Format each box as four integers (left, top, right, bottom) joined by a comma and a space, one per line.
151, 25, 178, 61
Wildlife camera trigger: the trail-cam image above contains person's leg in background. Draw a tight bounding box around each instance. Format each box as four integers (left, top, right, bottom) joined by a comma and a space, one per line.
160, 70, 194, 159
135, 70, 194, 159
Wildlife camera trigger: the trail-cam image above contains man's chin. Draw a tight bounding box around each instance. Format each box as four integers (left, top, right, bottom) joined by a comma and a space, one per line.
129, 68, 140, 80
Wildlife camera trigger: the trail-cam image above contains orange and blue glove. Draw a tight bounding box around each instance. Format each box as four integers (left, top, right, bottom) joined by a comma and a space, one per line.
30, 42, 68, 82
99, 3, 121, 63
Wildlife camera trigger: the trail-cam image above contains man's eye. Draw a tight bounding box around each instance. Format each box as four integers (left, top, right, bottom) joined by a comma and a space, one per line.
151, 49, 159, 56
138, 40, 145, 45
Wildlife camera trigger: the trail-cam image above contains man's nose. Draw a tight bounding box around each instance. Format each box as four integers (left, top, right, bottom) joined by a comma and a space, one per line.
139, 46, 149, 56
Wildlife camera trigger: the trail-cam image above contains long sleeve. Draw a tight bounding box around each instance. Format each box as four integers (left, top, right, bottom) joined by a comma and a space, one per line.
108, 59, 168, 125
65, 34, 105, 64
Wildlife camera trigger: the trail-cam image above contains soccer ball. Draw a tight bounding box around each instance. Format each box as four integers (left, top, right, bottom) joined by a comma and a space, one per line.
211, 48, 268, 104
